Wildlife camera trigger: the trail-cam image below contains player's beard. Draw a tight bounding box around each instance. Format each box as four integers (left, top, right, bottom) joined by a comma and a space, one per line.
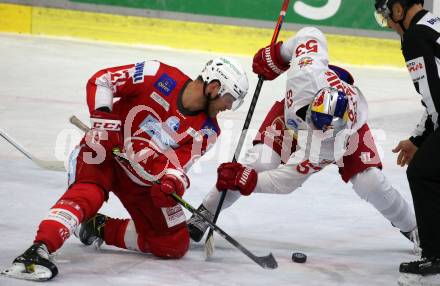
204, 91, 220, 118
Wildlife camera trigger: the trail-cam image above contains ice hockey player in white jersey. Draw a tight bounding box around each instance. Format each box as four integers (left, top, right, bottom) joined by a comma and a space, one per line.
187, 27, 420, 254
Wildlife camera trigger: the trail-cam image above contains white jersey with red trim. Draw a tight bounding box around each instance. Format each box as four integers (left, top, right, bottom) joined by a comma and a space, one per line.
281, 27, 368, 163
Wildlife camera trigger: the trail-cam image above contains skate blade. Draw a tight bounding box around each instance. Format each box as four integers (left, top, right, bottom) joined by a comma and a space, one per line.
398, 273, 440, 286
1, 262, 53, 281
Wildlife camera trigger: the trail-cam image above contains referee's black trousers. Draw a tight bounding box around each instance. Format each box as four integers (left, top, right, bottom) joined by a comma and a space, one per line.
407, 128, 440, 258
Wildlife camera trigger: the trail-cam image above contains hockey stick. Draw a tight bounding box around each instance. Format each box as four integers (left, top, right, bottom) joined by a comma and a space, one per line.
0, 129, 65, 171
69, 115, 278, 269
204, 0, 291, 258
172, 193, 277, 269
69, 115, 89, 133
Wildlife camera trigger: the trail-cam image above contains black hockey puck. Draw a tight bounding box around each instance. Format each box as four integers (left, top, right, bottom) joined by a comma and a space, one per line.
292, 252, 307, 263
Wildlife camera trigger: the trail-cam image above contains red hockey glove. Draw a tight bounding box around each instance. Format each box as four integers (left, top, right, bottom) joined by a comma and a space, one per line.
88, 109, 122, 153
216, 162, 257, 196
151, 171, 190, 208
252, 41, 290, 81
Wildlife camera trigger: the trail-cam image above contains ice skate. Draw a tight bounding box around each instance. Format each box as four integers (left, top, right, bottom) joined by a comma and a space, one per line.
78, 213, 108, 248
398, 257, 440, 286
1, 242, 58, 281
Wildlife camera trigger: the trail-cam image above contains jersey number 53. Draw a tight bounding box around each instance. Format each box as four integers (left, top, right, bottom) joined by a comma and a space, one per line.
295, 40, 318, 58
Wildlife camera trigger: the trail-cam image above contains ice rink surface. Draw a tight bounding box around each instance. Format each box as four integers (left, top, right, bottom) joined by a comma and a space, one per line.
0, 33, 425, 286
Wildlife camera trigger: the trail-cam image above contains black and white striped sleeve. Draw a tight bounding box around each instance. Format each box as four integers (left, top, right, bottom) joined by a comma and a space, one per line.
402, 22, 440, 146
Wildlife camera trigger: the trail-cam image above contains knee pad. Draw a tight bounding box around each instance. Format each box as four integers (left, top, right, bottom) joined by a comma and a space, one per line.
60, 183, 105, 221
35, 183, 105, 252
350, 167, 398, 212
146, 226, 190, 259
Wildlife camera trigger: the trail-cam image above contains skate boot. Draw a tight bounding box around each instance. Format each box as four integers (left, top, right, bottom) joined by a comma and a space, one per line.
1, 242, 58, 281
398, 257, 440, 286
78, 213, 107, 248
187, 204, 214, 242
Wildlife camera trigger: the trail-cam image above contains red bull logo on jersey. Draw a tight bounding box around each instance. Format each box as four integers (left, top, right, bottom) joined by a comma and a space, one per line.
298, 56, 313, 68
154, 73, 177, 96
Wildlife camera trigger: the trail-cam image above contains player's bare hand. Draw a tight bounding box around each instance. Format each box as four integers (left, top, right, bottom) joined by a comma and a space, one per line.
392, 139, 417, 167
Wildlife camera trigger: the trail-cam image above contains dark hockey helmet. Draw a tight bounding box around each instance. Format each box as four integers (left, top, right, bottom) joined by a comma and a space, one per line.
374, 0, 424, 27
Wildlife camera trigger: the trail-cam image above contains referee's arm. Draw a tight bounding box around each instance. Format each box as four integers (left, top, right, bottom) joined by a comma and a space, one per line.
403, 26, 440, 146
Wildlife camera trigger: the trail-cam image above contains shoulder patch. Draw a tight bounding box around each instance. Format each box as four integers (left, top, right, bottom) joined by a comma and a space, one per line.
154, 73, 177, 96
418, 12, 440, 33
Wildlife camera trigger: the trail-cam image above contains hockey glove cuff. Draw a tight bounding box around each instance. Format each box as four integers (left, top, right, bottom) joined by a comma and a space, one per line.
151, 169, 189, 208
252, 41, 290, 81
216, 162, 257, 196
88, 109, 122, 154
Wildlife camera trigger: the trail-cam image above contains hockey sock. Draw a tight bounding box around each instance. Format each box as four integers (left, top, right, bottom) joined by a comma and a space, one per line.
34, 183, 105, 253
102, 218, 133, 250
34, 200, 84, 253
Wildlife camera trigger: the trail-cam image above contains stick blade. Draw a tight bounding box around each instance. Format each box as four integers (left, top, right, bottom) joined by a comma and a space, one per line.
255, 253, 278, 269
34, 159, 66, 172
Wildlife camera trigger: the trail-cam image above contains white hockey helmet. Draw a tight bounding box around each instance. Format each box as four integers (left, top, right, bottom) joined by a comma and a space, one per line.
201, 57, 249, 111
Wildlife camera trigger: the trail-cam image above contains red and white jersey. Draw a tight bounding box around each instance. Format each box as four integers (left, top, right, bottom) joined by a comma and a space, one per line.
87, 60, 220, 186
250, 29, 377, 194
281, 27, 368, 162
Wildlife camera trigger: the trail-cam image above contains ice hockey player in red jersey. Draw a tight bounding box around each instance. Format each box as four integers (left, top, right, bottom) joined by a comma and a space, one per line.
187, 27, 420, 254
1, 57, 249, 281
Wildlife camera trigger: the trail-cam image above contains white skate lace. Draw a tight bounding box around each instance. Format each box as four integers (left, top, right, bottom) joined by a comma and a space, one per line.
410, 228, 422, 256
36, 244, 50, 260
